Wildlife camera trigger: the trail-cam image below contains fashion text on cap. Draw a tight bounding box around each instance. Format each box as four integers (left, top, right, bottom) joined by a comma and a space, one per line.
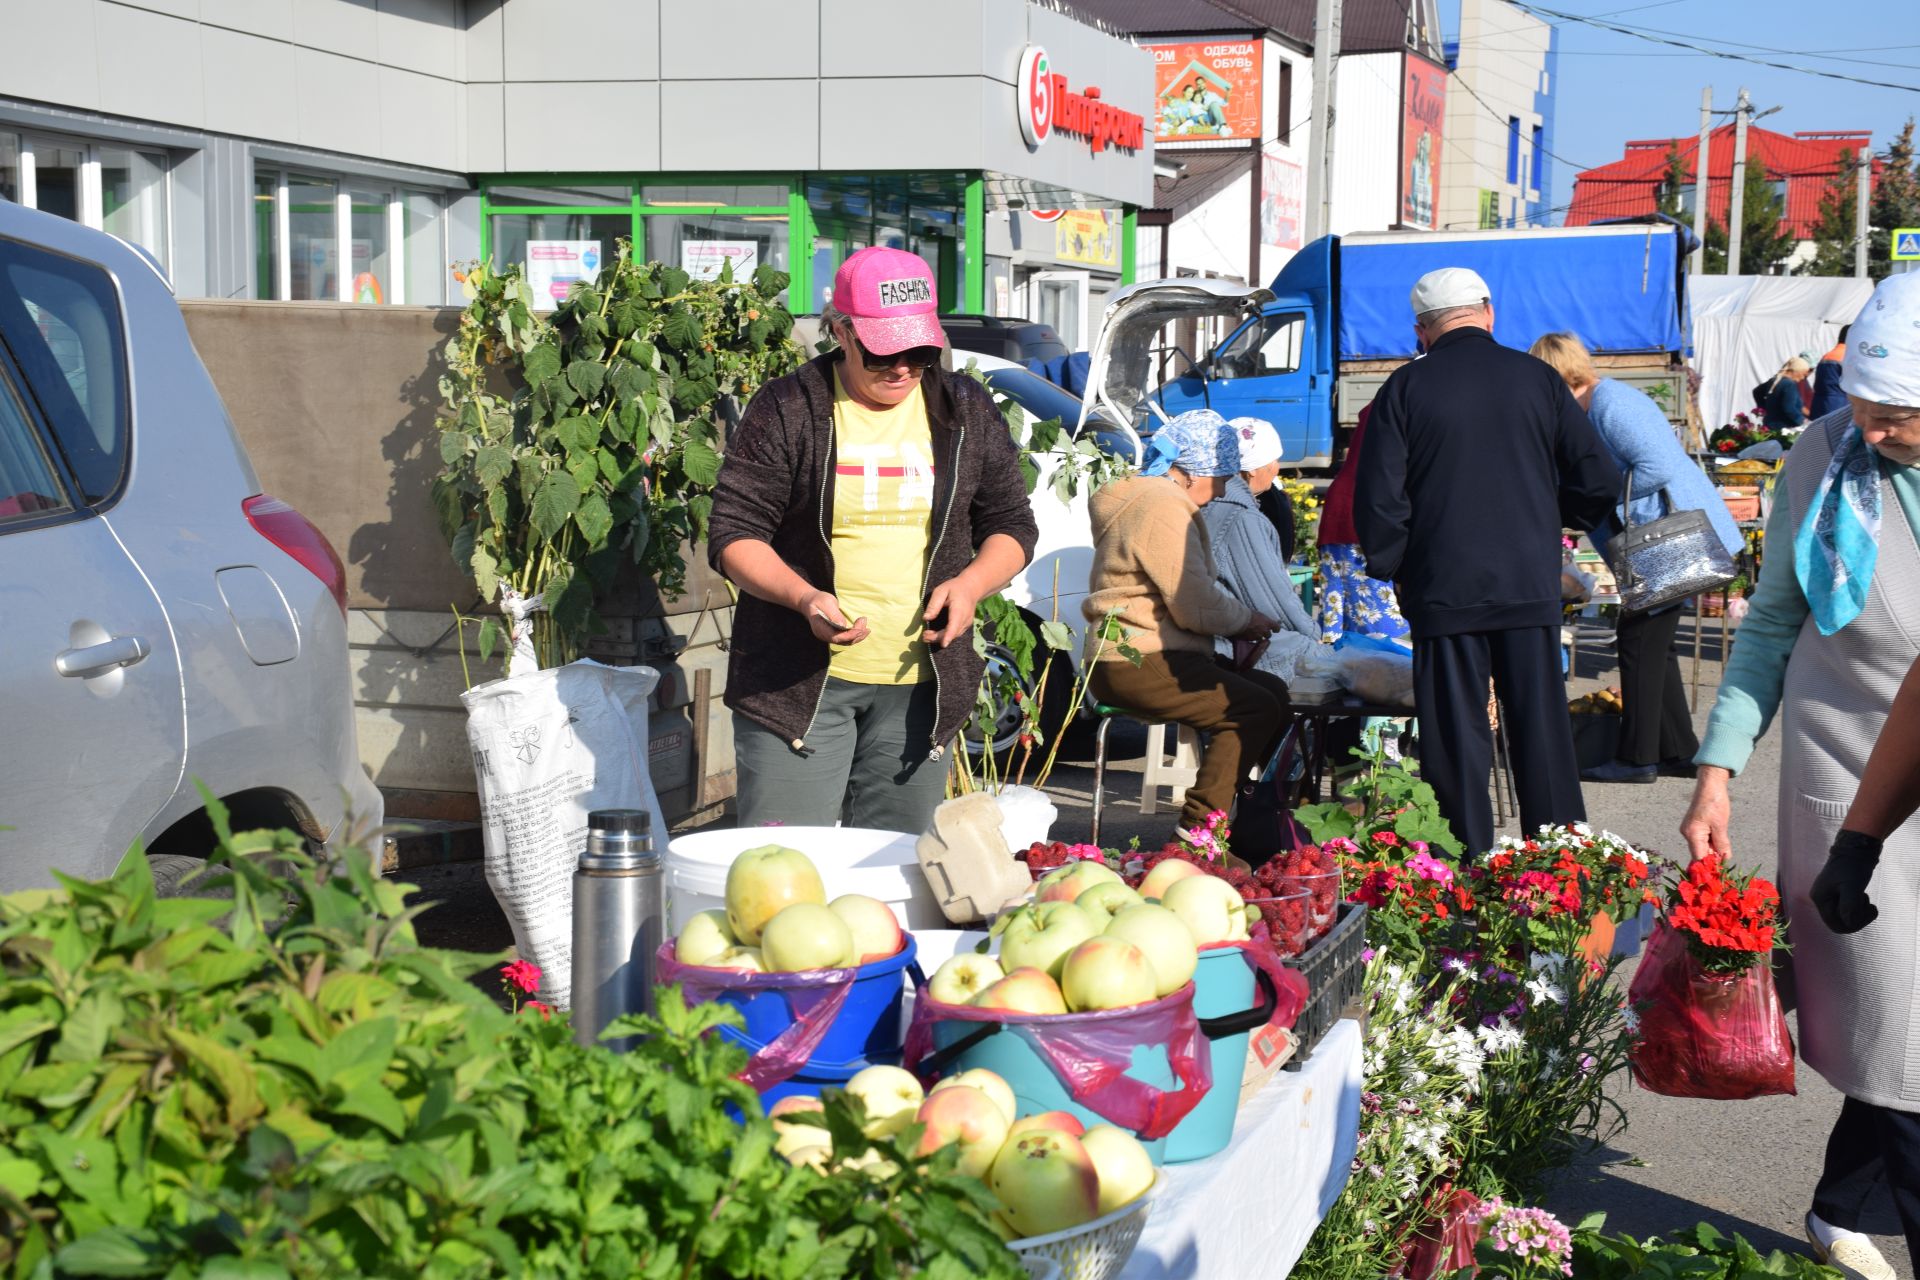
831, 246, 948, 355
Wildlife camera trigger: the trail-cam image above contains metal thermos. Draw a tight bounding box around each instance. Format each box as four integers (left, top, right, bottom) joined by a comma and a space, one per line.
571, 808, 663, 1052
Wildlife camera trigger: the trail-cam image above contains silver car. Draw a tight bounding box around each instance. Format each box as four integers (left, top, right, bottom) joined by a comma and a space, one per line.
0, 199, 380, 893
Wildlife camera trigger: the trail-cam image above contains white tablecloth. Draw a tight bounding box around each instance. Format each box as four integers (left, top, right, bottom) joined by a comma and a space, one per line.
1119, 1018, 1362, 1280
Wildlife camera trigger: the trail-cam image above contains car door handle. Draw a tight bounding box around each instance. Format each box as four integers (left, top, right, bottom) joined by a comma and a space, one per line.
55, 634, 151, 679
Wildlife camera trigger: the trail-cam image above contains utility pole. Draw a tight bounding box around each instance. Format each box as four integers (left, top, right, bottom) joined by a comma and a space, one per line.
1727, 87, 1750, 274
1856, 151, 1872, 279
1690, 87, 1712, 274
1303, 0, 1342, 241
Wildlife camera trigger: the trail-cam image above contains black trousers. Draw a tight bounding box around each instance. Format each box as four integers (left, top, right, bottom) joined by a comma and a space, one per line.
1812, 1095, 1920, 1267
1413, 626, 1585, 857
1614, 605, 1698, 767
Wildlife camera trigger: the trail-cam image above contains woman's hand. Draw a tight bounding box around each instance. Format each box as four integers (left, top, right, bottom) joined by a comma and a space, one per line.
1680, 765, 1734, 864
801, 590, 868, 646
1236, 612, 1280, 642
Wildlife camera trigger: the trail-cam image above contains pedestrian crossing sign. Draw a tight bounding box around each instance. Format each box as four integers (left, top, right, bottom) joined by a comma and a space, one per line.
1896, 229, 1920, 260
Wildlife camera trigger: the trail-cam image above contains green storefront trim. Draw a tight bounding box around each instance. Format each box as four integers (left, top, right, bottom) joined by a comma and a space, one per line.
479, 171, 1137, 317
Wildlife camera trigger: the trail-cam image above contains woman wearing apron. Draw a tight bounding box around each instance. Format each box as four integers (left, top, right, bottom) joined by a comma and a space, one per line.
1681, 270, 1920, 1280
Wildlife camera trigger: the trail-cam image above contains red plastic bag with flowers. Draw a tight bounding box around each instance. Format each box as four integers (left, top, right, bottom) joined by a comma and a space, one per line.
1627, 855, 1795, 1100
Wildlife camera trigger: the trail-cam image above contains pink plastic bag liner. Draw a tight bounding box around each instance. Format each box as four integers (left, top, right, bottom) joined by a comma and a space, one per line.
903, 982, 1212, 1140
1226, 932, 1311, 1033
656, 942, 855, 1093
1627, 921, 1796, 1100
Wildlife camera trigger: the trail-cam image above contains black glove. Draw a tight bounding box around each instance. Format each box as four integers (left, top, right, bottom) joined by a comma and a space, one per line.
1810, 830, 1885, 934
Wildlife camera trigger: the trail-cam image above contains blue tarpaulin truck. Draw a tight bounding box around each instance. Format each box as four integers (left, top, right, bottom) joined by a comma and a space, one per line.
1080, 221, 1691, 472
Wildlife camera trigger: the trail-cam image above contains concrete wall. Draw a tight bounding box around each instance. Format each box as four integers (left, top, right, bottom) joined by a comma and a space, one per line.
1438, 0, 1552, 231
179, 299, 730, 823
1330, 53, 1403, 235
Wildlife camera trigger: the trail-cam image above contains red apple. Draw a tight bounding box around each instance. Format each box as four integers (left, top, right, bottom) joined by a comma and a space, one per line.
1060, 937, 1158, 1012
972, 966, 1068, 1015
725, 845, 827, 944
1008, 1111, 1086, 1139
932, 1069, 1016, 1126
760, 903, 856, 971
914, 1085, 1011, 1178
1035, 861, 1123, 904
830, 893, 904, 964
988, 1128, 1102, 1237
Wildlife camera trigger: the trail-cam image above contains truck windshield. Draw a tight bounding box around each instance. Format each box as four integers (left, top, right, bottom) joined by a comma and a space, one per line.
981, 367, 1096, 436
1214, 311, 1306, 379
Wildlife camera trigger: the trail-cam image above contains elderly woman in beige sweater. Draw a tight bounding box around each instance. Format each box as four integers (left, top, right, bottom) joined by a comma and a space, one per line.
1084, 410, 1287, 837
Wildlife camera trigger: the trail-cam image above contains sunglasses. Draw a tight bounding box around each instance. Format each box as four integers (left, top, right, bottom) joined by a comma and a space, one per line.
845, 331, 941, 373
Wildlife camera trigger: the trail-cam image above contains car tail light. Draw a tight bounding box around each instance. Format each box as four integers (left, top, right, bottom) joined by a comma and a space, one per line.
243, 494, 347, 618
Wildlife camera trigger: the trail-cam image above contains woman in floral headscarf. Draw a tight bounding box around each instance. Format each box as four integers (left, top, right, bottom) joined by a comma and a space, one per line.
1681, 271, 1920, 1279
1083, 410, 1289, 839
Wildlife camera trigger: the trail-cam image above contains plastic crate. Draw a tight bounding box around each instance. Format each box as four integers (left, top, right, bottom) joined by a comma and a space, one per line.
1281, 901, 1367, 1065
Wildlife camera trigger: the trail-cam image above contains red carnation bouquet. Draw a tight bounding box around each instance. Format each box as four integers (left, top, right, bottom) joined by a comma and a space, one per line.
1665, 854, 1782, 976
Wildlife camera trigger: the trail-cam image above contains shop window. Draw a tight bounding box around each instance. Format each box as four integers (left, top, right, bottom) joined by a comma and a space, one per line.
287, 173, 339, 302
0, 134, 18, 204
643, 183, 785, 208
644, 214, 789, 289
29, 140, 85, 223
404, 190, 447, 306
253, 171, 278, 301
0, 237, 130, 504
5, 135, 172, 269
348, 185, 393, 304
257, 165, 456, 304
490, 212, 630, 309
99, 147, 169, 268
489, 183, 629, 207
1277, 62, 1294, 146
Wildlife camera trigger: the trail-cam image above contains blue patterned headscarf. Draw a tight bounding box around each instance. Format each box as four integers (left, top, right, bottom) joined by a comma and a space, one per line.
1794, 426, 1881, 635
1141, 409, 1241, 478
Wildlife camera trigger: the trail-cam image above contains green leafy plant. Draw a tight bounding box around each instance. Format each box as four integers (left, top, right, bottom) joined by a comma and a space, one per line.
1568, 1215, 1842, 1279
0, 807, 1022, 1279
432, 250, 802, 672
1295, 742, 1465, 856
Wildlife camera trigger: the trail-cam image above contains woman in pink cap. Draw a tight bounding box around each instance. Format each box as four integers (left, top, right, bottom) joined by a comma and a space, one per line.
707, 247, 1038, 831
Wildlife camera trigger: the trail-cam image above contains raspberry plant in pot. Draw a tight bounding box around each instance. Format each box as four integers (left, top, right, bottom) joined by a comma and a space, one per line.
431, 247, 801, 672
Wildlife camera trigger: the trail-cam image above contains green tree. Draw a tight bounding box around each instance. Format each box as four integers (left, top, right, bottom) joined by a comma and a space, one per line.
1655, 143, 1690, 220
1807, 147, 1860, 276
1703, 161, 1794, 275
1869, 117, 1920, 280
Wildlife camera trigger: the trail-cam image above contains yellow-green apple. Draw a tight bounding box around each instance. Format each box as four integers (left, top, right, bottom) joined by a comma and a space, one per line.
932, 1069, 1017, 1126
1060, 937, 1158, 1012
712, 946, 766, 973
1161, 874, 1252, 944
676, 909, 737, 966
928, 953, 1005, 1005
768, 1095, 824, 1125
1081, 1124, 1156, 1213
913, 1085, 1011, 1178
760, 903, 856, 971
783, 1142, 831, 1171
1035, 861, 1123, 904
1008, 1111, 1086, 1139
724, 845, 827, 944
841, 1147, 899, 1179
988, 1128, 1102, 1237
1138, 857, 1205, 900
971, 966, 1068, 1015
774, 1119, 832, 1158
1076, 880, 1145, 927
830, 893, 904, 964
844, 1064, 925, 1138
1102, 903, 1199, 997
997, 901, 1100, 979
988, 1211, 1021, 1242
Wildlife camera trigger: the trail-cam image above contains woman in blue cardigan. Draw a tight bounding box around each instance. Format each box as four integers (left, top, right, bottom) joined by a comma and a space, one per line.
1532, 333, 1743, 784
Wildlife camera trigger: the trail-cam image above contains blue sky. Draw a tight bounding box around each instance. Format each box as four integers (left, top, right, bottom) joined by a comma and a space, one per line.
1439, 0, 1920, 216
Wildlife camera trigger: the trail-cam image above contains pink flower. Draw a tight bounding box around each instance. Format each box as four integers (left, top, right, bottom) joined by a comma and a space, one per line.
1406, 849, 1454, 887
525, 1000, 553, 1019
502, 959, 543, 995
1065, 843, 1107, 862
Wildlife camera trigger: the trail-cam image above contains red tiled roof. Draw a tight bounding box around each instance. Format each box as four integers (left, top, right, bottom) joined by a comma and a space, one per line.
1567, 125, 1879, 238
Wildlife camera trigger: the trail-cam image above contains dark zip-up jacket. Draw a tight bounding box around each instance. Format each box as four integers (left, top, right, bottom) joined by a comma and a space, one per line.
708, 353, 1039, 753
1354, 326, 1619, 637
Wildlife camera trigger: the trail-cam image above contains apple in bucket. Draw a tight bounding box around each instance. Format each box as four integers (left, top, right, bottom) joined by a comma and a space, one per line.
725, 845, 827, 945
972, 967, 1068, 1015
915, 1085, 1011, 1178
845, 1064, 925, 1139
676, 909, 738, 966
997, 901, 1100, 980
1009, 1111, 1086, 1139
830, 893, 904, 963
989, 1128, 1102, 1237
928, 953, 1004, 1005
711, 946, 766, 973
1102, 903, 1199, 997
1075, 880, 1145, 927
1060, 937, 1159, 1012
1082, 1125, 1156, 1215
1034, 861, 1122, 904
1162, 874, 1255, 944
759, 903, 856, 972
1139, 856, 1206, 900
932, 1069, 1017, 1127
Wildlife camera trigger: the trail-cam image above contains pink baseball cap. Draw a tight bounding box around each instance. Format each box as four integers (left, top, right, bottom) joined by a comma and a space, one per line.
831, 247, 947, 354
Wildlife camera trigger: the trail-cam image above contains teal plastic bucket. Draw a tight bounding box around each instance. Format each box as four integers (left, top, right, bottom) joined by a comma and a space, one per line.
1161, 944, 1267, 1163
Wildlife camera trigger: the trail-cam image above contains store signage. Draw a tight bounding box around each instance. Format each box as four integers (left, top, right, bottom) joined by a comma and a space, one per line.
1029, 208, 1066, 223
1260, 148, 1303, 251
1055, 210, 1119, 269
528, 240, 601, 309
1400, 55, 1446, 231
1017, 45, 1146, 156
682, 239, 758, 282
1147, 40, 1263, 143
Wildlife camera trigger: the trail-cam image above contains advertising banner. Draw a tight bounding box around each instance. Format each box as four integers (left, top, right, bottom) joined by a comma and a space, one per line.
1148, 40, 1263, 143
1401, 55, 1446, 230
681, 239, 759, 281
528, 240, 602, 309
1055, 210, 1119, 268
1261, 148, 1304, 251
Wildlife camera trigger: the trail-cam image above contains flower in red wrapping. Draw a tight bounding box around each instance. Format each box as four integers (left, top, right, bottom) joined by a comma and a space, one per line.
1662, 854, 1782, 974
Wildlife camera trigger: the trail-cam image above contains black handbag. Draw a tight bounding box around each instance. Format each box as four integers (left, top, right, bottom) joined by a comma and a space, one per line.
1603, 466, 1738, 614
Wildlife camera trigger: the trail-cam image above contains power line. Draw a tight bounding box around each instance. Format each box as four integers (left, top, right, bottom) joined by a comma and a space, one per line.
1506, 1, 1920, 93
1447, 66, 1602, 174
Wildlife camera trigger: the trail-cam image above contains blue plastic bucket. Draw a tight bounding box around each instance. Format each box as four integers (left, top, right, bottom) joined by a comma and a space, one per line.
717, 934, 917, 1074
1161, 945, 1261, 1163
757, 1050, 905, 1109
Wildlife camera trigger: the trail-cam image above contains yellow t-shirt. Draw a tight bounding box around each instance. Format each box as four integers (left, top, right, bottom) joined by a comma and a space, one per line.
828, 370, 937, 685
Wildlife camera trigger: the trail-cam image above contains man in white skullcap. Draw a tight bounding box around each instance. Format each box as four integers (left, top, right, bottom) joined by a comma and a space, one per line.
1353, 267, 1620, 856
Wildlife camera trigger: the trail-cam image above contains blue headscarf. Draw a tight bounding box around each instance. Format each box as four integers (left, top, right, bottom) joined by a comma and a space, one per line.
1141, 409, 1241, 478
1794, 426, 1882, 635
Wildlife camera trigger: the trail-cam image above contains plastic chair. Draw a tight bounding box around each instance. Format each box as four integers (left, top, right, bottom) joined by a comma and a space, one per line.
1139, 721, 1203, 817
1093, 703, 1199, 847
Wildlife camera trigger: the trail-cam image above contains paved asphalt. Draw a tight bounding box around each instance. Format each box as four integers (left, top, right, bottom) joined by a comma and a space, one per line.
403, 616, 1910, 1274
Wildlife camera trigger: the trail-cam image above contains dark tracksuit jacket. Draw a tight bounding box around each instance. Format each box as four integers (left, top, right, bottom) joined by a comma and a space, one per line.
707, 353, 1038, 756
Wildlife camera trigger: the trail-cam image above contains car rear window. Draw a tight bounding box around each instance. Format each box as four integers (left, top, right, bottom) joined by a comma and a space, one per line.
0, 358, 72, 527
0, 237, 129, 506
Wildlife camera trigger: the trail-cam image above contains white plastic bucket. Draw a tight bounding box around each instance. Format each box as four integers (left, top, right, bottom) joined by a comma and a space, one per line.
992, 785, 1058, 854
666, 826, 947, 934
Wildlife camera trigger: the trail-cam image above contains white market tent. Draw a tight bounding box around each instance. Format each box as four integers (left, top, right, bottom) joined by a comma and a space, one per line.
1689, 275, 1875, 437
